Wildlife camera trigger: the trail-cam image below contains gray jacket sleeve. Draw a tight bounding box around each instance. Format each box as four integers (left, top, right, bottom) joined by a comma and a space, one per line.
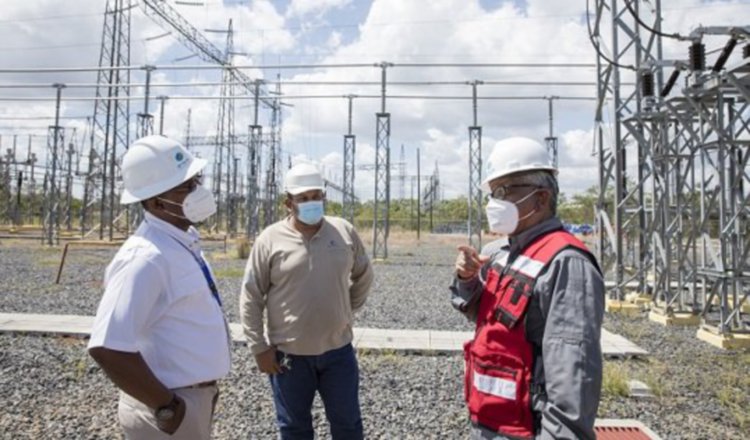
533, 249, 605, 440
449, 239, 509, 322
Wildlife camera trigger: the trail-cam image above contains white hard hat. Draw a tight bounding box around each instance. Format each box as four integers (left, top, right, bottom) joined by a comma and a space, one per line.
120, 135, 206, 204
284, 163, 324, 196
481, 137, 557, 192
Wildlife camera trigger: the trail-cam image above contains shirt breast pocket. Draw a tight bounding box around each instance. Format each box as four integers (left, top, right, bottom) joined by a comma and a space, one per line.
168, 270, 214, 306
324, 240, 353, 267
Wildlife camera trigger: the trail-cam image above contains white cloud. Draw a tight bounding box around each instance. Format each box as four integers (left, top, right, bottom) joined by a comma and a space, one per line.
1, 0, 748, 204
286, 0, 351, 18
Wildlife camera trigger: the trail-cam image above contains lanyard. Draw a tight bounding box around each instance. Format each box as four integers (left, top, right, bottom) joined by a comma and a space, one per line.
171, 238, 223, 308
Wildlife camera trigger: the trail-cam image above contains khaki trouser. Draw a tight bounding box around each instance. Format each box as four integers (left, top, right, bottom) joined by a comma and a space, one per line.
118, 385, 219, 440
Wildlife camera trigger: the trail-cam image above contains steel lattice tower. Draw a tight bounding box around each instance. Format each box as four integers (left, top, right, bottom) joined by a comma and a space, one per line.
343, 95, 356, 224
43, 84, 66, 245
373, 63, 392, 259
593, 0, 663, 299
82, 0, 131, 240
246, 80, 263, 239
467, 80, 483, 249
212, 20, 235, 233
264, 77, 282, 228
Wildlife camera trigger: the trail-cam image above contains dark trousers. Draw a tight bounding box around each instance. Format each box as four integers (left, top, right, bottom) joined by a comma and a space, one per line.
269, 343, 363, 440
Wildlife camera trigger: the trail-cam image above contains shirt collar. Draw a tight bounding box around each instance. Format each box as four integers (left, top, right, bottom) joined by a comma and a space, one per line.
144, 211, 201, 251
284, 215, 328, 239
508, 216, 563, 255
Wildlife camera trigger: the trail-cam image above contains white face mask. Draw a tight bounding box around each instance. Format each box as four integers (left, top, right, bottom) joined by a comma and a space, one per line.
160, 185, 217, 224
485, 190, 538, 234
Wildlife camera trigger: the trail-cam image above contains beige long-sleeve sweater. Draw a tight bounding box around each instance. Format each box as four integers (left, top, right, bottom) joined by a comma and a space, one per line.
240, 216, 374, 356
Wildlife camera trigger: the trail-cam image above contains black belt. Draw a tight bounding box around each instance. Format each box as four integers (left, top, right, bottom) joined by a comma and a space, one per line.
178, 380, 217, 390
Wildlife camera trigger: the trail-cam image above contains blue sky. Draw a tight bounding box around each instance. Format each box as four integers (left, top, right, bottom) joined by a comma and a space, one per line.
1, 0, 749, 200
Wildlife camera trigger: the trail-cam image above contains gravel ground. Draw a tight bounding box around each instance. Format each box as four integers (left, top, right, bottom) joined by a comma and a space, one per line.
0, 237, 748, 439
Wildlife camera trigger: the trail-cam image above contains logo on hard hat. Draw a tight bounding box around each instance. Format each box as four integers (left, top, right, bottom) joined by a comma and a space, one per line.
174, 150, 189, 169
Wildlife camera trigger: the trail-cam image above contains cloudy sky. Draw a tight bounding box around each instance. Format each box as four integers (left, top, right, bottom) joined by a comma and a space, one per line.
1, 0, 748, 201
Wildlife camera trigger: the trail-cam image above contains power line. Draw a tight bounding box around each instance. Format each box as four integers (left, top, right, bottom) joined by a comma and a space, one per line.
623, 0, 687, 41
0, 61, 597, 74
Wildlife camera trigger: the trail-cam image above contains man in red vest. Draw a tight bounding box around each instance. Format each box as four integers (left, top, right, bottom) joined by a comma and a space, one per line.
451, 137, 605, 440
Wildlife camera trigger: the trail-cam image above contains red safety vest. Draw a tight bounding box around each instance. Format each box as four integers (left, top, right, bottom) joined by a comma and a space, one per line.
463, 229, 593, 439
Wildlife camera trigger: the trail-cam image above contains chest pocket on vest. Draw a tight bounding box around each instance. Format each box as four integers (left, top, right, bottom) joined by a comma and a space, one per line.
494, 274, 533, 329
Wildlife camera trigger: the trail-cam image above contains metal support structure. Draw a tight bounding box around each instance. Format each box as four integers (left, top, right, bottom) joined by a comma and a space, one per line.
544, 96, 559, 167
467, 80, 484, 249
373, 113, 391, 259
157, 95, 168, 135
246, 124, 262, 239
137, 65, 155, 137
594, 0, 663, 299
43, 84, 66, 246
342, 95, 357, 224
213, 20, 236, 234
264, 77, 282, 228
372, 62, 393, 259
82, 0, 131, 240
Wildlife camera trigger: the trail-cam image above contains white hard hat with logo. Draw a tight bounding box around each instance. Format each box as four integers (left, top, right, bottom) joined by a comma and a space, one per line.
284, 163, 324, 195
120, 135, 207, 204
481, 137, 557, 192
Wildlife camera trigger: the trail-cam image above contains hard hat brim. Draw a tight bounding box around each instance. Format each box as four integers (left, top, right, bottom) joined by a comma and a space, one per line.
120, 157, 207, 204
480, 165, 558, 193
285, 185, 325, 196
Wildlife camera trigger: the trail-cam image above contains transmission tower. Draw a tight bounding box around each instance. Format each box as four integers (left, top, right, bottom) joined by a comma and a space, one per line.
246, 80, 263, 239
593, 0, 663, 300
212, 19, 237, 234
343, 95, 356, 224
82, 0, 132, 240
373, 62, 393, 259
42, 84, 66, 245
467, 80, 483, 249
262, 76, 283, 228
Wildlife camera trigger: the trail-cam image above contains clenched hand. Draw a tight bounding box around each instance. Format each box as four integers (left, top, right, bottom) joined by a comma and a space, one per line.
455, 245, 490, 280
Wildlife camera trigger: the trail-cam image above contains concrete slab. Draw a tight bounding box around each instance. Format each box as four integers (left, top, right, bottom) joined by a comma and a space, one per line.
696, 328, 750, 350
625, 292, 652, 307
0, 313, 93, 336
0, 313, 648, 357
627, 380, 654, 400
606, 299, 643, 317
648, 310, 700, 327
601, 328, 649, 358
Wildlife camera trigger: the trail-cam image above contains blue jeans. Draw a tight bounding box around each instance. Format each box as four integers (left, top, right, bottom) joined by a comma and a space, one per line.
269, 343, 363, 440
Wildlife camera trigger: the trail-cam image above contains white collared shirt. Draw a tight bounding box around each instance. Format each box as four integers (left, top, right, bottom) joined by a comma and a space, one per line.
89, 212, 230, 388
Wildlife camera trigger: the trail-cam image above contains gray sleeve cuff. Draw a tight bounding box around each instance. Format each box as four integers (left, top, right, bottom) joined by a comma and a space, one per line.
449, 275, 481, 312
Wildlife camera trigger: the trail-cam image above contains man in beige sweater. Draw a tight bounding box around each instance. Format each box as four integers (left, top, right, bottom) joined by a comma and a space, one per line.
240, 162, 374, 440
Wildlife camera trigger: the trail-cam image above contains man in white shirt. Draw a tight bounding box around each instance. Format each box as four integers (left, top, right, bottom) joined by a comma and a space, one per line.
88, 135, 231, 439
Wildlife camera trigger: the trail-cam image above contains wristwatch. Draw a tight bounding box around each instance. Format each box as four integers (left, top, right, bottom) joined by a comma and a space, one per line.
154, 394, 180, 422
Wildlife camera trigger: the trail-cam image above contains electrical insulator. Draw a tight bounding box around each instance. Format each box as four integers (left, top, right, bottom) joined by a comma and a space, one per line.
689, 42, 706, 71
641, 71, 655, 98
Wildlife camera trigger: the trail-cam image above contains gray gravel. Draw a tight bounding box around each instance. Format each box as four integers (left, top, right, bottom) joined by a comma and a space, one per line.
0, 333, 467, 439
0, 238, 748, 439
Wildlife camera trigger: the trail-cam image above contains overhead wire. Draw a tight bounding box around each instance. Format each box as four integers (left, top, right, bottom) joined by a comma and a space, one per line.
623, 0, 688, 41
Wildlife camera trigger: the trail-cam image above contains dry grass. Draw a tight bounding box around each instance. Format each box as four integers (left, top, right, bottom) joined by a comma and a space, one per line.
602, 362, 630, 397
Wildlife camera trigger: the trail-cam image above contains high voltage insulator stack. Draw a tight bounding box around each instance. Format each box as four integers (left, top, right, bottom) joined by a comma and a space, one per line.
592, 0, 750, 342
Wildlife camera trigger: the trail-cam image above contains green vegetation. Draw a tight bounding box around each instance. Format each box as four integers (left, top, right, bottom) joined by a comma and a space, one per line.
602, 362, 630, 397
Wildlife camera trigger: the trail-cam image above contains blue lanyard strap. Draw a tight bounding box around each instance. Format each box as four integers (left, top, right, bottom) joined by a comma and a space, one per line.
171, 238, 223, 308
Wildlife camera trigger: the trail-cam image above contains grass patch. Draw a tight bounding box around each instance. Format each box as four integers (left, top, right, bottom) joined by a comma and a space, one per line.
640, 359, 670, 399
715, 369, 750, 431
212, 267, 245, 279
602, 362, 630, 397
